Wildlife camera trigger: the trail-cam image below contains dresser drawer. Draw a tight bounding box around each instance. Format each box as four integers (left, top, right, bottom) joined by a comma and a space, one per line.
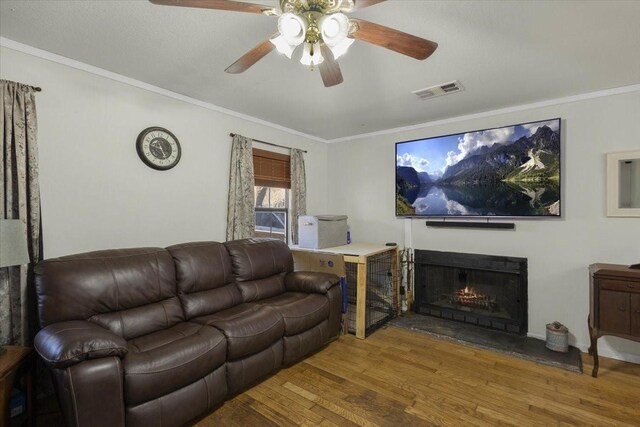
599, 279, 640, 293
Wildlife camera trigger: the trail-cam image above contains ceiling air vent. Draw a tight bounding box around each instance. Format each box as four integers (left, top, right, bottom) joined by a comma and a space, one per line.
413, 80, 465, 100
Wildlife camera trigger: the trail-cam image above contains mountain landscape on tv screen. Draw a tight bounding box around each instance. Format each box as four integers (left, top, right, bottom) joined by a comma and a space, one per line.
396, 120, 561, 216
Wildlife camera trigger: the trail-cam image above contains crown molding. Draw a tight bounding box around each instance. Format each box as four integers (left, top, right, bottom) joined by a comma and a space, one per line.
0, 37, 327, 144
3, 37, 639, 145
327, 83, 640, 143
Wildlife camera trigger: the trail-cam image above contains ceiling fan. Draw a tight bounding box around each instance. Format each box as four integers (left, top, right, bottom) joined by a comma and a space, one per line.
149, 0, 438, 87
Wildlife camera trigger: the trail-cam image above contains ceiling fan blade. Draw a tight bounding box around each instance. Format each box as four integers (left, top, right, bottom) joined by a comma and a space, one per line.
149, 0, 276, 15
225, 35, 276, 74
350, 0, 387, 11
350, 18, 438, 60
319, 45, 344, 87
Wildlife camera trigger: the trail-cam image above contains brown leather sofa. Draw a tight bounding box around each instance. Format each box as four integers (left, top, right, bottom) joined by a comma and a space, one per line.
33, 238, 342, 427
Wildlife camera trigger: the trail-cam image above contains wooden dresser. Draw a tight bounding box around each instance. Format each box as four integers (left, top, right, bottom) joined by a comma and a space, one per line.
588, 263, 640, 377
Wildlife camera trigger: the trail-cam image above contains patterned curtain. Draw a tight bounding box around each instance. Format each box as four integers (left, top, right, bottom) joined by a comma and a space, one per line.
290, 148, 307, 245
0, 80, 41, 346
226, 134, 256, 241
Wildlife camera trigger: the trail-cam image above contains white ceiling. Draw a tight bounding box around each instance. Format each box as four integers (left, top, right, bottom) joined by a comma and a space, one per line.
1, 0, 639, 140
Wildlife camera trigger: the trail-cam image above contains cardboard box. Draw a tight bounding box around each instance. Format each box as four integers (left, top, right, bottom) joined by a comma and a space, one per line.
292, 250, 346, 277
298, 215, 348, 249
292, 250, 348, 315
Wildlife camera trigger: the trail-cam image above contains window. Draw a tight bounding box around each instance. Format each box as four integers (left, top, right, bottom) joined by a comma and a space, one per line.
253, 148, 291, 243
255, 186, 289, 242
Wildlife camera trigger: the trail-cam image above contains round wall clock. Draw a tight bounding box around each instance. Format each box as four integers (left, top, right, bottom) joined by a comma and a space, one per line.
136, 127, 181, 170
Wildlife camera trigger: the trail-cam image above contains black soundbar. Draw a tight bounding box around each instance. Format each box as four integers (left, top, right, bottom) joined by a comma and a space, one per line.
426, 221, 515, 230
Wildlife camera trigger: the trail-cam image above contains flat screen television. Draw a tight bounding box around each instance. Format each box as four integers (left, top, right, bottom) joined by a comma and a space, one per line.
396, 118, 561, 218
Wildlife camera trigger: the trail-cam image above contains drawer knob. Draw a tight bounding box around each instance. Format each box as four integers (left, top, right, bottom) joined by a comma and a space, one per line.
628, 284, 634, 288
618, 307, 626, 311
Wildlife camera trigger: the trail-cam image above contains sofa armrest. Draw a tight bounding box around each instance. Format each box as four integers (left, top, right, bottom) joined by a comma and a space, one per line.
35, 320, 128, 369
284, 271, 340, 294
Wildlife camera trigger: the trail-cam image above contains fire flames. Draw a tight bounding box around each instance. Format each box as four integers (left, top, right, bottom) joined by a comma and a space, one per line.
451, 286, 498, 311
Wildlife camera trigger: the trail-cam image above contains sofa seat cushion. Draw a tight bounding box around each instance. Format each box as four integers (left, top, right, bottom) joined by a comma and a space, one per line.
123, 322, 226, 406
192, 304, 283, 360
283, 319, 330, 365
257, 292, 329, 336
227, 340, 283, 395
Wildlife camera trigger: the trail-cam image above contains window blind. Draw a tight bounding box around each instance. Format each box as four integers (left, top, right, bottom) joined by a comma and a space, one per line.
253, 148, 291, 189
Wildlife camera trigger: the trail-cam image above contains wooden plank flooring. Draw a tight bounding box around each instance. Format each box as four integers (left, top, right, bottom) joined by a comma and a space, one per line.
198, 326, 640, 427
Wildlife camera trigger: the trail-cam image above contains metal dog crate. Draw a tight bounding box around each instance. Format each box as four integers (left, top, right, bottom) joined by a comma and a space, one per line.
290, 243, 400, 339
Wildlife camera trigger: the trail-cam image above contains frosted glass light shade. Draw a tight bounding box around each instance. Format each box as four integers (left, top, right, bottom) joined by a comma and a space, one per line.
300, 42, 324, 66
270, 35, 296, 59
329, 37, 354, 59
323, 18, 340, 38
278, 13, 307, 46
319, 13, 349, 47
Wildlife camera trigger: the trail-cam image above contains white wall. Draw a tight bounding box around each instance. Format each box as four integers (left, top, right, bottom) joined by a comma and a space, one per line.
327, 90, 640, 362
0, 46, 328, 257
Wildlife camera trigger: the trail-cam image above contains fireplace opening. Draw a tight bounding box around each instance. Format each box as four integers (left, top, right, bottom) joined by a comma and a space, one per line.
414, 250, 527, 334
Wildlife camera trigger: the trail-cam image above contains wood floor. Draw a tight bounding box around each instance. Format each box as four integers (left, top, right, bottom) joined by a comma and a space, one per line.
198, 326, 640, 427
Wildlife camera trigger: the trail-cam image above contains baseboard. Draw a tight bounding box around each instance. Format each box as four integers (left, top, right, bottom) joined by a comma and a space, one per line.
527, 332, 640, 364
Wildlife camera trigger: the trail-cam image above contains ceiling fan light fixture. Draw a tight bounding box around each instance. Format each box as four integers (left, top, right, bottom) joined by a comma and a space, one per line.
319, 13, 349, 46
278, 12, 307, 46
329, 37, 354, 59
270, 35, 296, 59
151, 0, 439, 88
300, 42, 324, 68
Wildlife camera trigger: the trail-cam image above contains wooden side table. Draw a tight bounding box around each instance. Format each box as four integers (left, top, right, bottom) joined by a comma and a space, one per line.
0, 346, 34, 427
588, 264, 640, 378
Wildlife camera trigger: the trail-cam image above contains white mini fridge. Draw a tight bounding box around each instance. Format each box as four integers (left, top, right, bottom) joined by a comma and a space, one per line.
298, 215, 348, 249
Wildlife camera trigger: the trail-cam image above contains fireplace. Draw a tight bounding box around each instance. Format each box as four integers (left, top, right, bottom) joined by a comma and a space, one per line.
414, 250, 528, 334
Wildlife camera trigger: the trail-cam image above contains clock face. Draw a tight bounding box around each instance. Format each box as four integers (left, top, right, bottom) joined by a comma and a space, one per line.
136, 127, 181, 170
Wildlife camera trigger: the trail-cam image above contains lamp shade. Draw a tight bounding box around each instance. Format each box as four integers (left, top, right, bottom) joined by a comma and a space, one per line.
270, 34, 296, 59
319, 13, 349, 47
0, 219, 30, 268
278, 13, 307, 46
300, 42, 324, 67
329, 37, 354, 59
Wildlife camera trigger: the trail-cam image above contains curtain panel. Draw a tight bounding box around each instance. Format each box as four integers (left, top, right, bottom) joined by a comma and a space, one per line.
290, 148, 307, 245
0, 79, 41, 346
226, 134, 256, 241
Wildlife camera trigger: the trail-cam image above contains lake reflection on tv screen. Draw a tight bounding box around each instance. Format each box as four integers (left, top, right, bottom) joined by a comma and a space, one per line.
407, 183, 560, 217
395, 118, 561, 217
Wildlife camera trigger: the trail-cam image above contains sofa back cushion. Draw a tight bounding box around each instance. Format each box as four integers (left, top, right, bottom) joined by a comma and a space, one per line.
34, 248, 183, 340
223, 238, 293, 302
167, 241, 242, 319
